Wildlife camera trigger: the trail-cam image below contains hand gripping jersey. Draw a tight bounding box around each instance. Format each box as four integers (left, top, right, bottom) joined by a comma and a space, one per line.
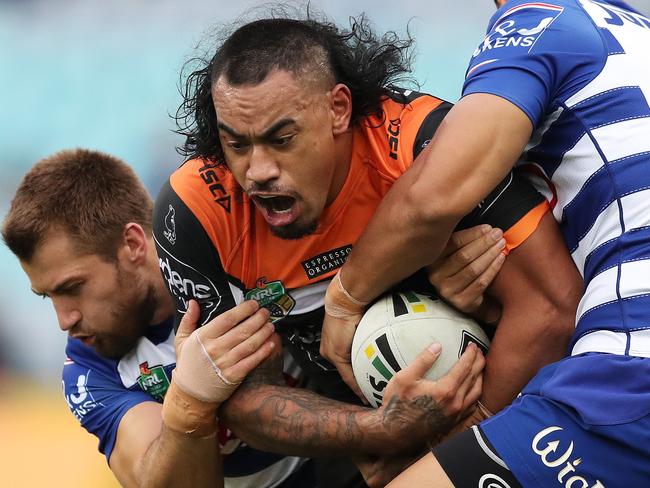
464, 1, 650, 486
153, 90, 548, 401
61, 319, 308, 488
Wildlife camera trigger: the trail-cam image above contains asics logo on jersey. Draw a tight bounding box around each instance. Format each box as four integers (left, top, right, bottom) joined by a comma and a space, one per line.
532, 426, 606, 488
388, 118, 400, 159
163, 205, 176, 245
479, 474, 512, 488
198, 162, 231, 213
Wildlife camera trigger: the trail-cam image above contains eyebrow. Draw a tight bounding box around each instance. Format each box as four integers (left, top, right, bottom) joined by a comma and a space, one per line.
31, 277, 81, 297
217, 118, 297, 141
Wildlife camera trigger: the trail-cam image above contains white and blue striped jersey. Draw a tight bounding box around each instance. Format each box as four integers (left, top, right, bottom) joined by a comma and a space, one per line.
62, 318, 308, 488
465, 0, 650, 359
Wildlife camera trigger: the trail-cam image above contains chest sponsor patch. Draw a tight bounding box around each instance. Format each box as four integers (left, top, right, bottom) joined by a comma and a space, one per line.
301, 244, 353, 280
245, 278, 295, 322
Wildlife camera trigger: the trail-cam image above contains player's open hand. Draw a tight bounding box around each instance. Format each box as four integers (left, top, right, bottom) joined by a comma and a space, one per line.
321, 271, 369, 402
427, 225, 504, 325
173, 300, 276, 405
380, 342, 485, 445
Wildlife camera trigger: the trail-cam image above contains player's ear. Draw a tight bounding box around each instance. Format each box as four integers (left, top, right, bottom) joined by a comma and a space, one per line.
119, 223, 148, 266
330, 83, 352, 135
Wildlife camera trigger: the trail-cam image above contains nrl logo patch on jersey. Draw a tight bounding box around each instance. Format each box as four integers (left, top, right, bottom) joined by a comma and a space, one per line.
245, 277, 295, 322
137, 361, 170, 402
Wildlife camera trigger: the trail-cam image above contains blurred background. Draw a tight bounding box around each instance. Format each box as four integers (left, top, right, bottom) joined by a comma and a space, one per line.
0, 0, 648, 485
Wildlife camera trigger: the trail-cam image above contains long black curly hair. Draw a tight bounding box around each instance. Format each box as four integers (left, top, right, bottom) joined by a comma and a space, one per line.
175, 9, 417, 164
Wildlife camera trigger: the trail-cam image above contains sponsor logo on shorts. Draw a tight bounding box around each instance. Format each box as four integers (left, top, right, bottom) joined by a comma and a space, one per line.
63, 372, 99, 421
163, 204, 176, 245
245, 277, 295, 322
531, 426, 605, 488
479, 474, 512, 488
301, 244, 353, 279
137, 361, 170, 402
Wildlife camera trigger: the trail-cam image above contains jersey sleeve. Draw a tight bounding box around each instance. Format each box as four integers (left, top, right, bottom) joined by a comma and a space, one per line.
412, 101, 453, 159
62, 346, 153, 462
456, 169, 548, 254
153, 178, 238, 330
463, 0, 605, 128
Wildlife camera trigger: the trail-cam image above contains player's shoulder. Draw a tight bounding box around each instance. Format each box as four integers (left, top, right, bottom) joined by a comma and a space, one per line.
63, 337, 118, 381
166, 158, 238, 216
62, 338, 122, 422
477, 0, 604, 56
155, 158, 248, 268
378, 88, 447, 121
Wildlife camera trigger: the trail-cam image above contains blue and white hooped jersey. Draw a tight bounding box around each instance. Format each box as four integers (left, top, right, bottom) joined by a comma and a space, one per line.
464, 0, 650, 359
61, 319, 306, 488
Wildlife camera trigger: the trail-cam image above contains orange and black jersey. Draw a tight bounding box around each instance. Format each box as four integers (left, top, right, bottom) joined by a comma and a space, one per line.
154, 89, 547, 401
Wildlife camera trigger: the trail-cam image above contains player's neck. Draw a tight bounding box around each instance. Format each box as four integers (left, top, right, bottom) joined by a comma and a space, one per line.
326, 130, 354, 206
146, 239, 175, 324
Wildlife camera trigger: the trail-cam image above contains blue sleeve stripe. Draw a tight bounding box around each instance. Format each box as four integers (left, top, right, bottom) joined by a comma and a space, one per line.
560, 153, 650, 253
583, 226, 650, 286
575, 293, 650, 342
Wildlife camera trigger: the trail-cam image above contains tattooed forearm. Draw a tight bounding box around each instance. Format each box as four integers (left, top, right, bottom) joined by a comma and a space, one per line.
219, 345, 449, 457
381, 394, 452, 446
222, 382, 383, 457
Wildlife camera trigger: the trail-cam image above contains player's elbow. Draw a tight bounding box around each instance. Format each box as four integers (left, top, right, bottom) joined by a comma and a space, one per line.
404, 179, 466, 231
523, 287, 580, 360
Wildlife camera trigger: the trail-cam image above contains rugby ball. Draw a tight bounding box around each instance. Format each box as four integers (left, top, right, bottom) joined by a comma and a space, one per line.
351, 291, 490, 407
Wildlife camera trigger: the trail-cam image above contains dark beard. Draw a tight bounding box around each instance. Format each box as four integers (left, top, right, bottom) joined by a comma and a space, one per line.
93, 281, 158, 359
270, 219, 318, 240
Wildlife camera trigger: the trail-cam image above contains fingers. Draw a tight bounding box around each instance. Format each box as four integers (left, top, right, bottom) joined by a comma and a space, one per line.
441, 227, 505, 279
444, 224, 492, 257
337, 359, 368, 404
206, 306, 271, 351
176, 299, 200, 342
321, 310, 368, 402
200, 300, 263, 339
222, 334, 278, 383
398, 342, 443, 381
451, 240, 505, 293
218, 320, 276, 371
198, 304, 274, 370
440, 343, 485, 400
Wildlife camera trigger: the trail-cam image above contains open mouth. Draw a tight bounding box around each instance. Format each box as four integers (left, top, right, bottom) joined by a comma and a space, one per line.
254, 195, 295, 213
252, 194, 299, 226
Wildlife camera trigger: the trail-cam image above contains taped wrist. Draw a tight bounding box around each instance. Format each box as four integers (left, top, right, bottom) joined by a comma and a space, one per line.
162, 381, 219, 437
173, 332, 241, 404
325, 271, 370, 318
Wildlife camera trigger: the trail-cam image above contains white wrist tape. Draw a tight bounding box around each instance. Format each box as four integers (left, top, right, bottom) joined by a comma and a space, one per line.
195, 332, 239, 387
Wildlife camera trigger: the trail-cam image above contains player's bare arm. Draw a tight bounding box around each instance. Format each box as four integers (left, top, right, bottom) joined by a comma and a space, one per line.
220, 332, 483, 459
477, 212, 582, 414
108, 300, 275, 488
343, 93, 532, 299
430, 216, 582, 417
322, 94, 534, 391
